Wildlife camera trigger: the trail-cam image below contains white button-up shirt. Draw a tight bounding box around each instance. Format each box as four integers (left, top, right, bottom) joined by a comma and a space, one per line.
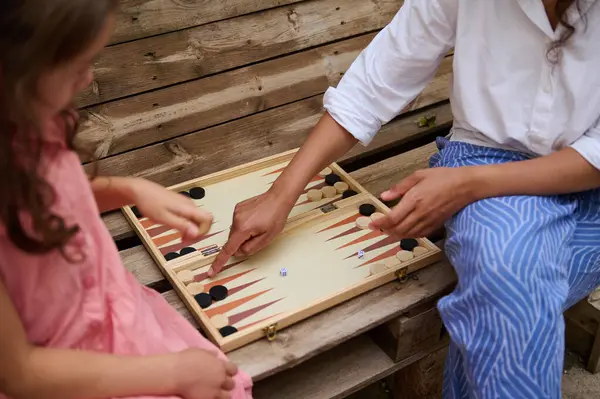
323, 0, 600, 168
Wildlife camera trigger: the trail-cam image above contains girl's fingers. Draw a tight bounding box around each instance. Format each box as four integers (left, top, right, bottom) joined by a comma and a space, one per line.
176, 206, 213, 236
224, 361, 238, 376
158, 212, 200, 238
221, 376, 235, 390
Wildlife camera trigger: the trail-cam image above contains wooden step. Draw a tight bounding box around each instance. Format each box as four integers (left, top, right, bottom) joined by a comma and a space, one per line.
253, 334, 447, 399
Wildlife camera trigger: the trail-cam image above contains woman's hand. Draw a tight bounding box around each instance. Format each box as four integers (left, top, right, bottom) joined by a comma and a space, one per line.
208, 190, 295, 277
131, 179, 213, 241
370, 167, 477, 239
174, 349, 238, 399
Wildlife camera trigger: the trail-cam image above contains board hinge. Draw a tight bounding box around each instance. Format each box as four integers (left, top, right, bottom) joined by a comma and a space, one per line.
395, 266, 409, 283
320, 203, 338, 213
418, 114, 437, 128
263, 323, 278, 341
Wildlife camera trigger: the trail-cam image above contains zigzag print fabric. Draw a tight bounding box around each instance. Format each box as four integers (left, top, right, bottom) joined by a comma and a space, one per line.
429, 137, 600, 398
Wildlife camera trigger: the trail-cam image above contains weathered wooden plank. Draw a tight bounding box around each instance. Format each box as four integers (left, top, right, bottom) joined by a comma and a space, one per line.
111, 0, 303, 45
121, 245, 164, 287
371, 305, 445, 362
253, 335, 395, 399
79, 45, 450, 162
88, 59, 451, 187
78, 0, 403, 106
103, 211, 135, 242
78, 34, 378, 160
253, 334, 447, 399
101, 101, 451, 242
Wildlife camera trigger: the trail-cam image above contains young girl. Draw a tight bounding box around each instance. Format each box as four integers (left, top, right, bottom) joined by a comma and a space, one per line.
211, 0, 600, 398
0, 1, 252, 398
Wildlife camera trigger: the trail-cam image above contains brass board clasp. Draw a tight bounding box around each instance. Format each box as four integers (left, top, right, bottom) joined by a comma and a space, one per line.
395, 267, 409, 283
263, 324, 278, 341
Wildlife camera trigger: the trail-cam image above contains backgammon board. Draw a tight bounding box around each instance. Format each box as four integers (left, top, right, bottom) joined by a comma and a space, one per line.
123, 149, 442, 352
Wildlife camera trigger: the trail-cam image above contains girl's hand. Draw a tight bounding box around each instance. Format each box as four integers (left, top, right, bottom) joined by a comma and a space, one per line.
131, 179, 213, 241
175, 349, 238, 399
370, 167, 478, 239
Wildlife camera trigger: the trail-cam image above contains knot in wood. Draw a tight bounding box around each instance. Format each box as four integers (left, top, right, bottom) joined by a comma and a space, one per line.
165, 141, 191, 159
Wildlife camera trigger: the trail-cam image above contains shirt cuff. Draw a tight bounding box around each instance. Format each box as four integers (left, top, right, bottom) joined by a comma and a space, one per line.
570, 127, 600, 170
323, 87, 381, 146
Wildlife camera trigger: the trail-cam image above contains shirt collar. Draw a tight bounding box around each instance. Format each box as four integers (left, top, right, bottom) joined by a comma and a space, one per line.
516, 0, 597, 39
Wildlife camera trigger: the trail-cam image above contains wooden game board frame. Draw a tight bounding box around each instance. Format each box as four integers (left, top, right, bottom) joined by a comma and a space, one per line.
122, 148, 366, 269
122, 150, 443, 352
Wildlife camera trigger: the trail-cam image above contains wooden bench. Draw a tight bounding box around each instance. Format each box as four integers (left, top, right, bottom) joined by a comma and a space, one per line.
77, 1, 600, 397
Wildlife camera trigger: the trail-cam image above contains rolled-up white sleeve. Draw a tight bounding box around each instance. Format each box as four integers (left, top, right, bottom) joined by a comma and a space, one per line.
323, 0, 457, 146
570, 121, 600, 170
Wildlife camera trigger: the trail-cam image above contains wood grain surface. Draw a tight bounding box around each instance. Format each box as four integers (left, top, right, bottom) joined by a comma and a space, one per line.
77, 34, 376, 160
111, 0, 304, 45
78, 0, 404, 106
253, 334, 447, 399
85, 55, 451, 182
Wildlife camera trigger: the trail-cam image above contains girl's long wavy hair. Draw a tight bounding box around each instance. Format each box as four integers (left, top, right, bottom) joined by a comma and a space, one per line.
0, 0, 117, 256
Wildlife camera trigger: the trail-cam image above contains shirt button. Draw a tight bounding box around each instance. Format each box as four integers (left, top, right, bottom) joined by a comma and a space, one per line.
83, 276, 96, 289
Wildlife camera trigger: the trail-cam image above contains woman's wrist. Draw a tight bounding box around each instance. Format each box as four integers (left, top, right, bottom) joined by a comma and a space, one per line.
464, 165, 494, 201
268, 178, 305, 208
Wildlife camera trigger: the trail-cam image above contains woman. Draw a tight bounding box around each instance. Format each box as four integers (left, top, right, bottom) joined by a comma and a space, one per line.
209, 0, 600, 398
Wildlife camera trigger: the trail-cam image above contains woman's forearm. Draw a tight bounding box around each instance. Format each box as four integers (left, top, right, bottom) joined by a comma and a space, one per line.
8, 347, 178, 399
471, 147, 600, 199
270, 112, 358, 205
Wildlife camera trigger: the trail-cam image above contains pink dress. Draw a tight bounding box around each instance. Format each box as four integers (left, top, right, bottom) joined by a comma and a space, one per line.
0, 117, 253, 398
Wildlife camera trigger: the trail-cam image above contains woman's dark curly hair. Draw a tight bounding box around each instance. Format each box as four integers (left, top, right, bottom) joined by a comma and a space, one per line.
549, 0, 587, 62
0, 0, 118, 255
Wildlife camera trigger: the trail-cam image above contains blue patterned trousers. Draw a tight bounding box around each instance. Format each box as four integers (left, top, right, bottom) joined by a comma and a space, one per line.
429, 137, 600, 399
